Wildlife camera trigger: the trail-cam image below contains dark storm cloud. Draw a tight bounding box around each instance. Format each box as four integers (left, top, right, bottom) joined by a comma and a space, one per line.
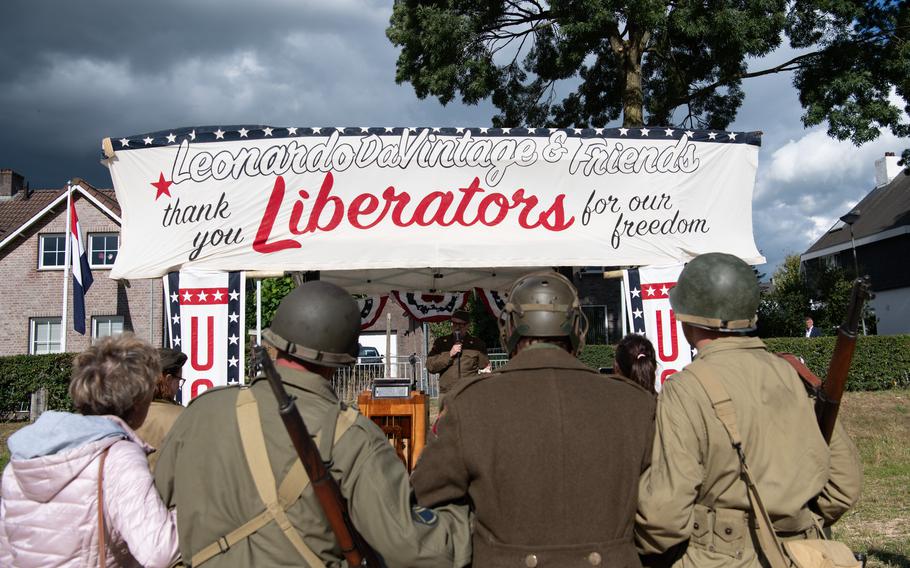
1, 1, 904, 276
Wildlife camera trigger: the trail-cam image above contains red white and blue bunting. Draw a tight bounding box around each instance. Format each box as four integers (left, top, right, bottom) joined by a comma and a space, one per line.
357, 295, 388, 329
391, 290, 469, 323
475, 287, 508, 320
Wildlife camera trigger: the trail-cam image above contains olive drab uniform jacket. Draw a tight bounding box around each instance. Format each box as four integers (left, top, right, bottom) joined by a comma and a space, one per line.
426, 333, 490, 395
134, 399, 183, 471
154, 365, 472, 567
635, 337, 863, 568
412, 343, 656, 568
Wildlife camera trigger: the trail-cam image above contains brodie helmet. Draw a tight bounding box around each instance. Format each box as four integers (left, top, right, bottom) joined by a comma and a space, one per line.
262, 281, 360, 367
669, 252, 760, 332
498, 271, 589, 355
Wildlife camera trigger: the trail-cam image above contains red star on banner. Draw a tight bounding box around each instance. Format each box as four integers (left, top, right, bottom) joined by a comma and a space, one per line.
151, 172, 173, 200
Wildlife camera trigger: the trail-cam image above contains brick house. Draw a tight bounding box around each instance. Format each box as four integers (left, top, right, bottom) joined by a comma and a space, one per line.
0, 170, 164, 355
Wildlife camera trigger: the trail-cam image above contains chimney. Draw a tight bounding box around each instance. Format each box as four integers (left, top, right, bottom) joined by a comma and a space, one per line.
874, 152, 902, 188
0, 169, 25, 200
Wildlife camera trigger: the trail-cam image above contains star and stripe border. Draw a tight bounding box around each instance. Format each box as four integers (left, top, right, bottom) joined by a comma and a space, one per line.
106, 125, 762, 153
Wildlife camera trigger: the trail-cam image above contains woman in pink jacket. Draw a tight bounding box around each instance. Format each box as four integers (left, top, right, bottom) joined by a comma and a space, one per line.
1, 335, 180, 567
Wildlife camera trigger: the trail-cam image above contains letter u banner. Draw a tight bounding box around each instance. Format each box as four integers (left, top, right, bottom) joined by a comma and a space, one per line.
163, 268, 246, 404
623, 264, 691, 392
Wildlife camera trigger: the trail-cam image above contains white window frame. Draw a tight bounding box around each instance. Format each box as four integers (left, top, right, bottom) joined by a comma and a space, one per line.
88, 232, 119, 269
38, 233, 66, 270
92, 315, 125, 341
30, 317, 62, 354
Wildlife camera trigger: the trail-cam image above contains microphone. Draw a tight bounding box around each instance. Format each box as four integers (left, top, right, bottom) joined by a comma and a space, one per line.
453, 330, 463, 357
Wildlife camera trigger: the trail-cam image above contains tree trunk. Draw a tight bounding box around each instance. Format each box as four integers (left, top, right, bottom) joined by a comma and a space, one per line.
618, 28, 649, 128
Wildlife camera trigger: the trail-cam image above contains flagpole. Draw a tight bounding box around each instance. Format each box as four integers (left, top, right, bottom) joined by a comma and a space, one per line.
60, 181, 72, 352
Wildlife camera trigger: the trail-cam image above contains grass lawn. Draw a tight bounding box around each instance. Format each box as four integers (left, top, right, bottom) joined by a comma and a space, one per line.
1, 390, 908, 566
833, 389, 910, 567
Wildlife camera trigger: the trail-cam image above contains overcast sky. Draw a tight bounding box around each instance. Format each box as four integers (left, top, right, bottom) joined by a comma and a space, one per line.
2, 0, 905, 277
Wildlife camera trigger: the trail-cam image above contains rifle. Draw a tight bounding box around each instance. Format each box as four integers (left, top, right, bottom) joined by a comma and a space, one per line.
253, 345, 382, 568
815, 277, 873, 443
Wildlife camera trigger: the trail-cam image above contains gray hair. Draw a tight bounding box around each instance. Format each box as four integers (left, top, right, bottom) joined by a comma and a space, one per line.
69, 334, 159, 418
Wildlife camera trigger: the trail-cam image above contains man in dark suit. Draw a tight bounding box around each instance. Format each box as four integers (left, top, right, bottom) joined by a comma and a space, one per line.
805, 316, 821, 337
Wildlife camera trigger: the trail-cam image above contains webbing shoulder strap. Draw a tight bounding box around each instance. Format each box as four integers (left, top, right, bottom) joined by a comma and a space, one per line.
687, 364, 795, 568
191, 388, 358, 567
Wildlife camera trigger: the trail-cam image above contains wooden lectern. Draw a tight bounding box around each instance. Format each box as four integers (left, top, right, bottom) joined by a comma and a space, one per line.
357, 390, 428, 472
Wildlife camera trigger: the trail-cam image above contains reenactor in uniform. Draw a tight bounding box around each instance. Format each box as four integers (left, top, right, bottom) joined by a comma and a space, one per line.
412, 272, 656, 568
635, 253, 863, 567
154, 281, 472, 567
426, 308, 491, 402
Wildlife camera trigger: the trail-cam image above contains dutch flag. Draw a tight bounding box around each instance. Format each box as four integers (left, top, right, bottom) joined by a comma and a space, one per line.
70, 202, 93, 334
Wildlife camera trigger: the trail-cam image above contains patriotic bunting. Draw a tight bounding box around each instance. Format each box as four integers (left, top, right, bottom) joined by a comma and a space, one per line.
357, 295, 389, 329
391, 290, 469, 323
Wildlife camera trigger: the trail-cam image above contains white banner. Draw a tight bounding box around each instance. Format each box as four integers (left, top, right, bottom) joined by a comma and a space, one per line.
163, 268, 246, 403
104, 126, 764, 280
623, 264, 692, 392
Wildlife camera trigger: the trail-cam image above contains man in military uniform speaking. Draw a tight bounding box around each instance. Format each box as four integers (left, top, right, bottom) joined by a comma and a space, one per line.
635, 253, 862, 567
154, 281, 471, 567
426, 309, 491, 401
412, 272, 656, 567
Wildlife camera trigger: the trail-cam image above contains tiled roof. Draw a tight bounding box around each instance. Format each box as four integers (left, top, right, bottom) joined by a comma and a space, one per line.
0, 179, 120, 244
805, 172, 910, 254
0, 188, 63, 239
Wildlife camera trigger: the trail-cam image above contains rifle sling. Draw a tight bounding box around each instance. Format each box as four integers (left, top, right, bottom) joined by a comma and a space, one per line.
776, 353, 823, 391
688, 364, 796, 568
191, 387, 358, 567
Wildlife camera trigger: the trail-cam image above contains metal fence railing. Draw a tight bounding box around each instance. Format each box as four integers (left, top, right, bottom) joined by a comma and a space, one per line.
332, 355, 425, 404
330, 352, 512, 404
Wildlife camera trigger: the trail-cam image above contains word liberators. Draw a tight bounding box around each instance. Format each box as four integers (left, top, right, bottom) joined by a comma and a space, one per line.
169, 130, 701, 188
253, 173, 574, 254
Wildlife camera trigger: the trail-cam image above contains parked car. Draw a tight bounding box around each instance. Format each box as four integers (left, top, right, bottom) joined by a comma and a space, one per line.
358, 346, 383, 365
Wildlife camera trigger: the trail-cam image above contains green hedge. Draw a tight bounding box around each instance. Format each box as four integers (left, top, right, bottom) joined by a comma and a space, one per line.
579, 335, 910, 391
0, 335, 907, 413
0, 353, 76, 414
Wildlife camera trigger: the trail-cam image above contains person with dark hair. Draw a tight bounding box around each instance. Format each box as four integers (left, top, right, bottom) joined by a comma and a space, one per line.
0, 334, 179, 567
135, 347, 187, 470
614, 334, 658, 395
413, 272, 656, 567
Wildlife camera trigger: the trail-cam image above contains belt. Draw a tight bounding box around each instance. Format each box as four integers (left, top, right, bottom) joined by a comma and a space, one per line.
689, 505, 820, 559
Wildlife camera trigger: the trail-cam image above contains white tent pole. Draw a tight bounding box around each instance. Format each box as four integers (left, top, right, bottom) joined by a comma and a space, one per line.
256, 279, 262, 345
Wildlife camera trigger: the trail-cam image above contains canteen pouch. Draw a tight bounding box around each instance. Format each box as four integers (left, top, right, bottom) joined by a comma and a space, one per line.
783, 539, 862, 568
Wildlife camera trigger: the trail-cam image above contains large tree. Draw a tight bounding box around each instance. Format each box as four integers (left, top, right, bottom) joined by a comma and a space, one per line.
387, 0, 909, 148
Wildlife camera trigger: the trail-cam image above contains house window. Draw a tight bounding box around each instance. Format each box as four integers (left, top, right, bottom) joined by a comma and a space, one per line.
93, 316, 124, 341
89, 233, 119, 268
30, 317, 62, 354
38, 234, 66, 269
583, 305, 608, 345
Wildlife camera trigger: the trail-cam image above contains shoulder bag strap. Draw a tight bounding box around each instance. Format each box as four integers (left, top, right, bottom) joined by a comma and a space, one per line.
688, 365, 795, 568
97, 447, 110, 568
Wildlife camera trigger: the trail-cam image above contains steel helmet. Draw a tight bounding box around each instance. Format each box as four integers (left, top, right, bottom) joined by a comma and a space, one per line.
262, 281, 360, 367
669, 252, 759, 332
498, 271, 589, 355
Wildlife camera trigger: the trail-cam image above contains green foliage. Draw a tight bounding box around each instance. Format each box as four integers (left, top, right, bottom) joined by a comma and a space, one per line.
244, 275, 296, 334
578, 336, 910, 391
764, 335, 910, 391
577, 344, 615, 371
387, 0, 909, 149
0, 353, 76, 414
428, 293, 500, 348
758, 254, 875, 338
